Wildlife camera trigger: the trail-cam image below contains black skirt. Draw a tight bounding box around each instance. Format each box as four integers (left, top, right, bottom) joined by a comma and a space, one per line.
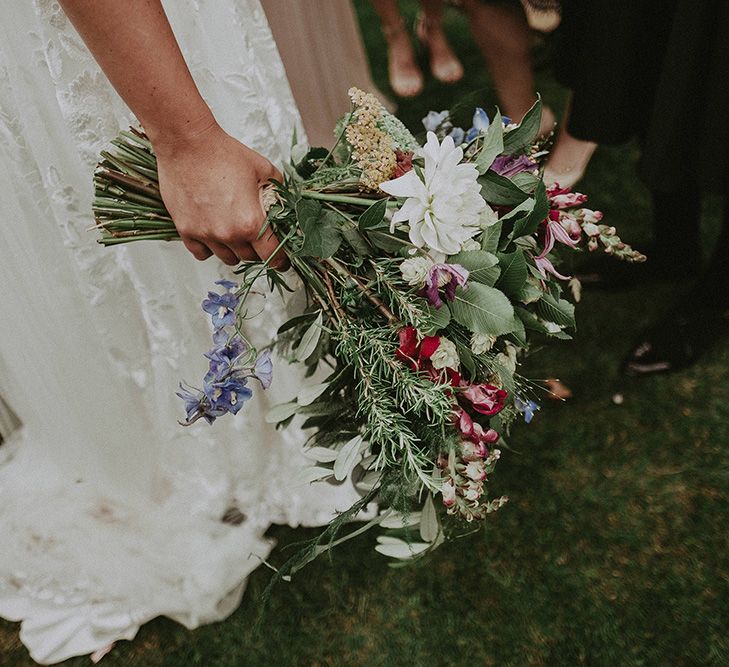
555, 0, 729, 194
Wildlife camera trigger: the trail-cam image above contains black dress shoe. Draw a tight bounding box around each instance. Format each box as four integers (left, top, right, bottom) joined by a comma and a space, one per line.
622, 306, 729, 376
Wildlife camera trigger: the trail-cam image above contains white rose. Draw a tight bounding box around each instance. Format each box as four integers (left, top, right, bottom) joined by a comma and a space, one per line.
430, 337, 460, 370
399, 256, 433, 286
471, 333, 496, 355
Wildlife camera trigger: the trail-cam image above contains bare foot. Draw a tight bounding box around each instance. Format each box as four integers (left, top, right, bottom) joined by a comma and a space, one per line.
383, 21, 424, 98
543, 127, 597, 189
539, 105, 556, 138
416, 14, 464, 85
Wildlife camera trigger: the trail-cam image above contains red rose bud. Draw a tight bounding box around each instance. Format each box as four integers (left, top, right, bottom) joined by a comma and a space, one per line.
461, 383, 507, 416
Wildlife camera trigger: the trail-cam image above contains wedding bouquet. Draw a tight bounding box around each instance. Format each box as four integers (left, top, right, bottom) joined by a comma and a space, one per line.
92, 89, 643, 573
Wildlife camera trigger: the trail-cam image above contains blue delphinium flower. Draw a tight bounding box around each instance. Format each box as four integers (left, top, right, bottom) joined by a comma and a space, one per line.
422, 110, 449, 132
204, 376, 253, 416
176, 384, 207, 424
179, 278, 273, 425
202, 290, 238, 329
465, 107, 490, 143
254, 349, 273, 389
514, 395, 540, 424
205, 338, 248, 381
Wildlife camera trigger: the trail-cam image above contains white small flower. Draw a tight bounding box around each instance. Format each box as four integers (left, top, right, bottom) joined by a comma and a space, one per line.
541, 320, 563, 334
479, 204, 500, 229
430, 337, 460, 370
440, 478, 456, 507
465, 460, 486, 482
485, 449, 501, 466
583, 222, 601, 237
461, 238, 481, 252
471, 333, 496, 355
495, 342, 518, 373
399, 256, 433, 286
380, 132, 486, 255
464, 482, 482, 502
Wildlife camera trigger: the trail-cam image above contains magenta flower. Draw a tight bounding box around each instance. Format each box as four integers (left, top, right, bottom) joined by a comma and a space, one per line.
490, 154, 538, 178
422, 263, 469, 309
461, 383, 507, 416
547, 184, 588, 209
532, 253, 570, 281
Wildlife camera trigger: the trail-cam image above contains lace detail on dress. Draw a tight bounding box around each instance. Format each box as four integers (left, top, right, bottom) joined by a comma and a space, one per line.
0, 2, 361, 664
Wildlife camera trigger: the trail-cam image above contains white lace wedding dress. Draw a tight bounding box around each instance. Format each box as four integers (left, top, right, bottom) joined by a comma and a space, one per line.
0, 2, 360, 663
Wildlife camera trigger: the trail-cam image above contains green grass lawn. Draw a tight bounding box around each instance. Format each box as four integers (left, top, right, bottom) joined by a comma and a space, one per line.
2, 2, 728, 665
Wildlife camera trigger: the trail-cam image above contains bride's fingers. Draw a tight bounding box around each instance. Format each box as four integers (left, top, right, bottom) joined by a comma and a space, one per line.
252, 226, 288, 269
183, 237, 213, 261
227, 242, 258, 263
207, 241, 241, 267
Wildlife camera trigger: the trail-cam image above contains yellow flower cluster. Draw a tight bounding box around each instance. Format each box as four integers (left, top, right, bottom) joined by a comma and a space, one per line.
345, 87, 397, 190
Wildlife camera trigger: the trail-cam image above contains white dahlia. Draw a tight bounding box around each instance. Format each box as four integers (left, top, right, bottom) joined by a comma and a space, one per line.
379, 132, 486, 255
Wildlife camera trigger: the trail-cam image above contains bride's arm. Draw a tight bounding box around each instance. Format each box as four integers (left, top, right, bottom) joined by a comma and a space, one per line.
59, 0, 284, 266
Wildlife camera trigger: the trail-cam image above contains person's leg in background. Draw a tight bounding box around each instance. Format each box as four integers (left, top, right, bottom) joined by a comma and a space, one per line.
624, 189, 729, 375
416, 0, 464, 84
371, 0, 424, 98
461, 0, 555, 135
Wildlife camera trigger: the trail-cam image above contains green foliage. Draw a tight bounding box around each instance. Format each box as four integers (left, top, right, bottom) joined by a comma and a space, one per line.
502, 96, 543, 154
474, 110, 504, 174
450, 283, 517, 336
495, 250, 529, 298
478, 170, 530, 206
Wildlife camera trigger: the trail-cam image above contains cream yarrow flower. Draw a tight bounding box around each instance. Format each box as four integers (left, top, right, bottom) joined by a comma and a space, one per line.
345, 88, 397, 190
379, 132, 487, 255
430, 337, 460, 371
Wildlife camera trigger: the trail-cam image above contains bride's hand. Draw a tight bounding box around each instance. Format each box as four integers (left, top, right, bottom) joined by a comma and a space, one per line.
154, 121, 285, 267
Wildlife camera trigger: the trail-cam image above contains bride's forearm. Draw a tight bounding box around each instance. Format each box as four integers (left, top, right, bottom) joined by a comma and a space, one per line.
58, 0, 216, 149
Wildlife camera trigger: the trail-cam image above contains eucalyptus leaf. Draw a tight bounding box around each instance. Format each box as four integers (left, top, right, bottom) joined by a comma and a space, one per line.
450, 283, 517, 336
303, 446, 340, 463
334, 435, 365, 481
264, 401, 300, 424
295, 311, 323, 362
296, 466, 335, 485
475, 110, 504, 174
374, 536, 430, 560
297, 381, 330, 406
380, 511, 422, 529
358, 198, 388, 230
419, 494, 440, 543
277, 311, 318, 335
